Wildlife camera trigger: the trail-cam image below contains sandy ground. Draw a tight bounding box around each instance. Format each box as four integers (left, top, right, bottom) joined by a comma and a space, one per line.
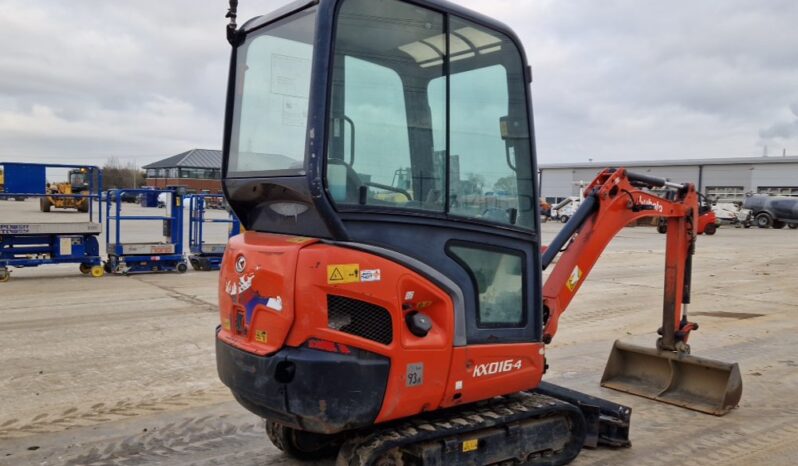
1, 199, 797, 465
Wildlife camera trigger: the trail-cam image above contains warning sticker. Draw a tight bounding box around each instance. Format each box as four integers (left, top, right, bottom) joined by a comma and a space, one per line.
327, 264, 360, 284
462, 439, 479, 452
360, 269, 381, 282
566, 265, 582, 292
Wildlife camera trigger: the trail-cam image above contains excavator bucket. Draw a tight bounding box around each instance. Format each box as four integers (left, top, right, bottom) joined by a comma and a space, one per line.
600, 340, 742, 415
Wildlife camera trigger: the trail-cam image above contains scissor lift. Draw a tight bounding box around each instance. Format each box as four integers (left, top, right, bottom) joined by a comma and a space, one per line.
104, 188, 187, 275
188, 194, 240, 271
0, 162, 104, 282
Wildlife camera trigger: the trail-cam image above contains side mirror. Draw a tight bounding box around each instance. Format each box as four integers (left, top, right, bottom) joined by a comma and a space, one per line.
499, 115, 528, 141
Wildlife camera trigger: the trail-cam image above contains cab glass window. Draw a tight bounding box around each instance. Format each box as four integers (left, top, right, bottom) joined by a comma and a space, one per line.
228, 8, 316, 175
449, 244, 525, 327
327, 0, 535, 230
430, 18, 535, 228
327, 0, 446, 210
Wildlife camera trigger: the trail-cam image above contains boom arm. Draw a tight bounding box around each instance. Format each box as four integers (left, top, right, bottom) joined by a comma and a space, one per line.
541, 168, 699, 352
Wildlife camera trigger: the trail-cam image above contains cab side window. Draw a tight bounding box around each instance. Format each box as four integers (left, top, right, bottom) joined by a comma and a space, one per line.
448, 244, 525, 327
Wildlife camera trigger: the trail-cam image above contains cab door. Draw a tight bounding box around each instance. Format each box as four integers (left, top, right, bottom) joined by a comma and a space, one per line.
324, 0, 542, 348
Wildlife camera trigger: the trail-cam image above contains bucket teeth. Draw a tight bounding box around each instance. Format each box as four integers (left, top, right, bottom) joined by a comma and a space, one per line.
600, 340, 742, 416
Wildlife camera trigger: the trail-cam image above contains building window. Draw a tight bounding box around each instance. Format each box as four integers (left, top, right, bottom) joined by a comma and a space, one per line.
173, 168, 218, 179
757, 186, 798, 197
705, 186, 744, 201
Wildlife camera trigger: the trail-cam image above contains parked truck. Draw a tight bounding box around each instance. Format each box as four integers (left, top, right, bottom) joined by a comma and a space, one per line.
712, 201, 752, 228
550, 196, 581, 223
743, 195, 798, 229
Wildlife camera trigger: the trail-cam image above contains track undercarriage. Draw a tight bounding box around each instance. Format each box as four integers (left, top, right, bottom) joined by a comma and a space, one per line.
268, 384, 630, 466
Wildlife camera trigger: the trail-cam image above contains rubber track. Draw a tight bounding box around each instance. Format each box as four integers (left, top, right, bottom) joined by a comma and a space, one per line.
336, 391, 585, 466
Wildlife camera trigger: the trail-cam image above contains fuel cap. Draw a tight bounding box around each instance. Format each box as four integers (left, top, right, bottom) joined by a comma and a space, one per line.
406, 311, 432, 337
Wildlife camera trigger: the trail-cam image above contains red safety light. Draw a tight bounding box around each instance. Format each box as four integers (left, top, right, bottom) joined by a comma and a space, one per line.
307, 338, 351, 355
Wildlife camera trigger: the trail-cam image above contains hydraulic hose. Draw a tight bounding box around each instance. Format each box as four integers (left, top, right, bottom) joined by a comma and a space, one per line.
542, 194, 598, 270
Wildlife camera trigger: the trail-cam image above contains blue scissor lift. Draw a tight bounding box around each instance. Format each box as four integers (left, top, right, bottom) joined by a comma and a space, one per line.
0, 162, 104, 282
188, 194, 240, 271
104, 188, 188, 275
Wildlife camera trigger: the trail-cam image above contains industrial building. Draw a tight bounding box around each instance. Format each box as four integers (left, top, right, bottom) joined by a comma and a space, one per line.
539, 156, 798, 202
143, 149, 222, 192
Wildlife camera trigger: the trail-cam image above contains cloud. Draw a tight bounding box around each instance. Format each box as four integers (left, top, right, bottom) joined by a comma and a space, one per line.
460, 0, 798, 161
0, 0, 796, 166
759, 102, 798, 140
0, 0, 279, 164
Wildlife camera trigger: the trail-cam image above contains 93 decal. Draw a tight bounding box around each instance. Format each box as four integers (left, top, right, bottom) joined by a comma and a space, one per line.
473, 359, 523, 378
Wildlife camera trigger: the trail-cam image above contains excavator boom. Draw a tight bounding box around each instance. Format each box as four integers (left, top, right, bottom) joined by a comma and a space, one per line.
541, 168, 742, 415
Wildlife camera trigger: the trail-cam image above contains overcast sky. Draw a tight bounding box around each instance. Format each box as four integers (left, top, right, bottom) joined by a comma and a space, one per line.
0, 0, 796, 167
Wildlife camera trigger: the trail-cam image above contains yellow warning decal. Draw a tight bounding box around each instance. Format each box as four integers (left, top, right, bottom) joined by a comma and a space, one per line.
255, 330, 268, 343
286, 236, 313, 244
327, 264, 360, 284
462, 439, 479, 452
566, 265, 582, 292
223, 318, 231, 331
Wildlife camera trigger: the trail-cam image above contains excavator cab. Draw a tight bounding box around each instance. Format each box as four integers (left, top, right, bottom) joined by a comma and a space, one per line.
225, 1, 537, 228
223, 0, 543, 347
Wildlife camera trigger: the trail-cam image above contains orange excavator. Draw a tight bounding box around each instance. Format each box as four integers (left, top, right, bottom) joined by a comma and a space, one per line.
215, 1, 742, 464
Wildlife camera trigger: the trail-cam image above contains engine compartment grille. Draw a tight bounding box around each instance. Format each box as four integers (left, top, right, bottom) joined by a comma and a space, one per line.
327, 295, 393, 345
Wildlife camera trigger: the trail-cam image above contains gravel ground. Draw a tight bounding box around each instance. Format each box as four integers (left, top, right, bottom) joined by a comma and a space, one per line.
1, 199, 797, 465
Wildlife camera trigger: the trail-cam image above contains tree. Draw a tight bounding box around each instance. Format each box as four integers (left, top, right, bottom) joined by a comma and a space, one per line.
462, 173, 486, 195
102, 157, 146, 189
493, 176, 518, 196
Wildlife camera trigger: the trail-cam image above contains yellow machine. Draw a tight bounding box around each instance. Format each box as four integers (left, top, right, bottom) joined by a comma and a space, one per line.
40, 169, 90, 212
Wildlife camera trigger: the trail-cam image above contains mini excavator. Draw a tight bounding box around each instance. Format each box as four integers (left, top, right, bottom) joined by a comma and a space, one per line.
215, 1, 742, 464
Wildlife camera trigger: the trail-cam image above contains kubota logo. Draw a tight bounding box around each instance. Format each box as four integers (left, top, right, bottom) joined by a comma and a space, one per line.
235, 255, 247, 274
472, 359, 523, 378
638, 196, 664, 213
